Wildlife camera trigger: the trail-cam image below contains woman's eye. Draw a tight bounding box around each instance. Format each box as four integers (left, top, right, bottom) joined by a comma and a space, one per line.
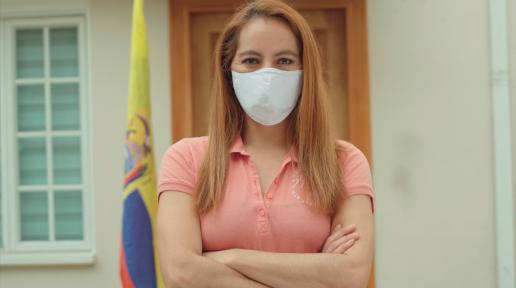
242, 58, 259, 65
278, 58, 294, 65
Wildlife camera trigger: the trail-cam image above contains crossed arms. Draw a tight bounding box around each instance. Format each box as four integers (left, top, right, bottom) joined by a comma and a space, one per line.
157, 192, 374, 288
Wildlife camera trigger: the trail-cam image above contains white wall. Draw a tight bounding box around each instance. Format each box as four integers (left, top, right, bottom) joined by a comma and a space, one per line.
509, 0, 516, 277
0, 0, 171, 287
368, 0, 499, 287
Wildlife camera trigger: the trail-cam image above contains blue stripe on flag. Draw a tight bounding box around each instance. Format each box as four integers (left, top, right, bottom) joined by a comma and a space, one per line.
122, 189, 157, 287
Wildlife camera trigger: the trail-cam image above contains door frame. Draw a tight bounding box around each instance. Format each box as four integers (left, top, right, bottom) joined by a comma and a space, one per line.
168, 1, 373, 287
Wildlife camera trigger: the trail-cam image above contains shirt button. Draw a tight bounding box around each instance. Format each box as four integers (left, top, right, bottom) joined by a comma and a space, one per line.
266, 193, 273, 199
259, 208, 266, 216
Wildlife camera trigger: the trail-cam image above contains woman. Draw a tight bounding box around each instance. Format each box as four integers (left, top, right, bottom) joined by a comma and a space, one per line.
157, 0, 374, 287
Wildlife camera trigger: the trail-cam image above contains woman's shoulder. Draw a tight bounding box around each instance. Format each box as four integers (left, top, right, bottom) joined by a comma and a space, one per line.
335, 139, 370, 168
335, 139, 365, 155
335, 140, 375, 210
158, 136, 208, 197
164, 136, 209, 160
171, 136, 209, 149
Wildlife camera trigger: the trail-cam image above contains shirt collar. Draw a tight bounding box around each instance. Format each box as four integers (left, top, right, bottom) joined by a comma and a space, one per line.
229, 133, 298, 164
229, 133, 247, 155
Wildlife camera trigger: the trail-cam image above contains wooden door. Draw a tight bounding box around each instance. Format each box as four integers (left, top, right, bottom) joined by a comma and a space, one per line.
169, 0, 373, 286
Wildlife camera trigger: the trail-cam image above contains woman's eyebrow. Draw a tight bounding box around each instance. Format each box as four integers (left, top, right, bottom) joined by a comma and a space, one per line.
237, 50, 262, 57
274, 50, 298, 57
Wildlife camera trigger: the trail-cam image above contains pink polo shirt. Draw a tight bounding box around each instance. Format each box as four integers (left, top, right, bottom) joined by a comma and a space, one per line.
157, 135, 374, 253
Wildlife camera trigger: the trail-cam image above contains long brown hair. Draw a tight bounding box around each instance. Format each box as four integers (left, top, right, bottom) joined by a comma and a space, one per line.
195, 0, 346, 215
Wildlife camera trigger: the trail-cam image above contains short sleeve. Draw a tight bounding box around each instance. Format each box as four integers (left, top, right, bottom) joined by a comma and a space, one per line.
157, 138, 197, 201
338, 141, 375, 212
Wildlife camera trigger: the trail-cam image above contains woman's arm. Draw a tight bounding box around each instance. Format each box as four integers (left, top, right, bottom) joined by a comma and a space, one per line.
205, 195, 374, 288
157, 191, 270, 288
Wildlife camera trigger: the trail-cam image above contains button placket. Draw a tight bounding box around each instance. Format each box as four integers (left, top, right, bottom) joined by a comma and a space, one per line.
248, 158, 267, 205
256, 207, 269, 234
245, 157, 261, 199
250, 161, 261, 192
264, 176, 281, 205
257, 219, 268, 234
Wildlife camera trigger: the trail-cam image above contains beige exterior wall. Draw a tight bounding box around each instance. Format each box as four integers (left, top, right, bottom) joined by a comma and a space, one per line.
368, 0, 503, 287
0, 0, 514, 287
0, 0, 171, 286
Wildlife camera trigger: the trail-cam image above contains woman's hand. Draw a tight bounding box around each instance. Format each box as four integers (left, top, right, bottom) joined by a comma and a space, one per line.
321, 223, 360, 254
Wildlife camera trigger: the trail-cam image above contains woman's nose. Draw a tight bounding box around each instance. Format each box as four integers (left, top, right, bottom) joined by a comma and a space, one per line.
261, 61, 274, 68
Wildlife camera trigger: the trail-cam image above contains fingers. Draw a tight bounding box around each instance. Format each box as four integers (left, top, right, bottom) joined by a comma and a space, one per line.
326, 224, 356, 244
333, 238, 356, 254
326, 231, 360, 253
322, 224, 357, 252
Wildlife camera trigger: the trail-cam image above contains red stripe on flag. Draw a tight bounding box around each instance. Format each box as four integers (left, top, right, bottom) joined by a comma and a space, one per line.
120, 238, 135, 288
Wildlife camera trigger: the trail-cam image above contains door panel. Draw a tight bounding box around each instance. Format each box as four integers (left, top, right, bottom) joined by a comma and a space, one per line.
299, 10, 348, 140
190, 12, 232, 136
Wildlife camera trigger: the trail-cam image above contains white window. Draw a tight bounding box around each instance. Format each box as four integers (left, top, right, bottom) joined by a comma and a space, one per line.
0, 16, 94, 265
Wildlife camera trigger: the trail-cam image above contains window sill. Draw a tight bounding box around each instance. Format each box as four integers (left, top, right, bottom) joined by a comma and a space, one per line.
0, 251, 95, 266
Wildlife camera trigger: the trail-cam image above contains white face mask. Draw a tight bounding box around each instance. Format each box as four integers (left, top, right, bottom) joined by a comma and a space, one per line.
231, 67, 303, 126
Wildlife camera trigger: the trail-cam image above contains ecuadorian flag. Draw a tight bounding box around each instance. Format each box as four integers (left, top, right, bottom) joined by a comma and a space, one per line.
120, 0, 164, 287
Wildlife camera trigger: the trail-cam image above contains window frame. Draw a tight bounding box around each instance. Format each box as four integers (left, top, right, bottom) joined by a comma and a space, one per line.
0, 16, 95, 266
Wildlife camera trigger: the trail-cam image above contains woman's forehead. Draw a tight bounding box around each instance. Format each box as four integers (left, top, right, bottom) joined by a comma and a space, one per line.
236, 17, 299, 54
